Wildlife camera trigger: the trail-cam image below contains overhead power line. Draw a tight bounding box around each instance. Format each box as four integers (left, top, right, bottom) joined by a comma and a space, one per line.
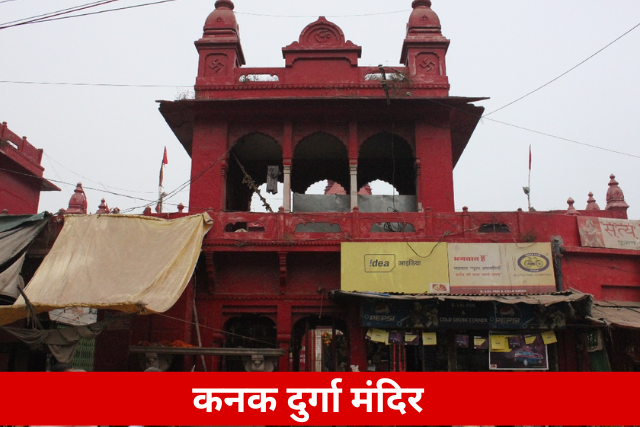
0, 0, 121, 29
482, 117, 640, 160
485, 20, 640, 117
43, 153, 157, 194
425, 98, 640, 159
0, 0, 180, 29
0, 80, 191, 88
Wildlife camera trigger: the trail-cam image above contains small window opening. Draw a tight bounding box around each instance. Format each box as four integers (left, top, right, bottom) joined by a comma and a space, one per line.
479, 223, 510, 233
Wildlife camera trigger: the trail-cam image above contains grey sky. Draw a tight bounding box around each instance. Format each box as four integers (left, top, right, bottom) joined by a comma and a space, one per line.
1, 0, 639, 217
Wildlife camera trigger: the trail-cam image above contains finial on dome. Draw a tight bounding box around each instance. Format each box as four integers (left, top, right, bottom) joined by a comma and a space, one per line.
412, 0, 432, 8
97, 198, 110, 215
585, 192, 600, 211
215, 0, 234, 10
565, 197, 580, 216
67, 182, 88, 214
405, 0, 442, 37
605, 173, 629, 215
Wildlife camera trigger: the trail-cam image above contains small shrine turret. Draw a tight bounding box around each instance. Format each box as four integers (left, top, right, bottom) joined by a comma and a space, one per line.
195, 0, 245, 86
585, 192, 600, 211
400, 0, 450, 86
605, 174, 629, 218
66, 183, 88, 214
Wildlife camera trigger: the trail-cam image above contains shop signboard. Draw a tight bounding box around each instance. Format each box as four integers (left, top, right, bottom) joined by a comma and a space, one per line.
488, 332, 549, 370
341, 242, 449, 293
361, 298, 568, 330
448, 243, 556, 294
362, 298, 438, 328
577, 216, 640, 250
438, 300, 567, 330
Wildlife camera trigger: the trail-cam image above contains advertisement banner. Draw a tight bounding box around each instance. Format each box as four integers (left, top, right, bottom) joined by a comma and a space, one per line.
341, 242, 449, 293
361, 298, 568, 330
361, 298, 438, 328
577, 216, 640, 250
448, 243, 556, 294
489, 332, 549, 370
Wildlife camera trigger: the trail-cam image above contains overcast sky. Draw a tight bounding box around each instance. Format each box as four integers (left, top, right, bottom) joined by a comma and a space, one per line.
2, 0, 639, 217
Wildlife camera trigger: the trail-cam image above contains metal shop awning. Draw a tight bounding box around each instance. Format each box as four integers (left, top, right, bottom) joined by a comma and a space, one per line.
330, 289, 593, 306
587, 301, 640, 330
331, 290, 593, 330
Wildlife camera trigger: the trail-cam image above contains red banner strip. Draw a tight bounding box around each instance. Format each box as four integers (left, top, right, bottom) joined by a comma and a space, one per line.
1, 372, 637, 425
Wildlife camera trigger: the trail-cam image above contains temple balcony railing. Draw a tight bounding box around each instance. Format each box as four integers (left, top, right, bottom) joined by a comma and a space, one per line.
200, 208, 623, 249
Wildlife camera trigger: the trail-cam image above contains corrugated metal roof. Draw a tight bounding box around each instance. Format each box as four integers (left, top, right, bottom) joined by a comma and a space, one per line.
588, 302, 640, 329
330, 290, 592, 306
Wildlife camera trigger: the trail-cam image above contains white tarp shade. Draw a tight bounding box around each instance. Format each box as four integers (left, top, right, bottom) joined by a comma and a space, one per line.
0, 213, 212, 326
0, 253, 26, 299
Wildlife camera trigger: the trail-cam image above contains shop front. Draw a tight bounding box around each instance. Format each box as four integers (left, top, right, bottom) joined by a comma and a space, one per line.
331, 290, 593, 372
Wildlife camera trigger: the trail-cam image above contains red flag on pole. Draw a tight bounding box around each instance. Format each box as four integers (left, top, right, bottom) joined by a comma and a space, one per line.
159, 147, 168, 187
528, 145, 532, 171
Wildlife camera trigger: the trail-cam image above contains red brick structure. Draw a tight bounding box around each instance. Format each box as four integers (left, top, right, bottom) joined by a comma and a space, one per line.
0, 122, 59, 214
103, 0, 640, 372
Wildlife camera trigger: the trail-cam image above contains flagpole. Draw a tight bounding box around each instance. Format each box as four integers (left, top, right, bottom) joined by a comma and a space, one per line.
527, 145, 531, 211
157, 147, 168, 213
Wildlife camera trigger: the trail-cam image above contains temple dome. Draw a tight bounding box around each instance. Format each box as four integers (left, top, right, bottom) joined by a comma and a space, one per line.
407, 0, 442, 35
203, 0, 239, 36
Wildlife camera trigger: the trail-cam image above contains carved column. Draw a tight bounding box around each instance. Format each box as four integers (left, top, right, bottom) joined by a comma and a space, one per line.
348, 121, 359, 211
283, 163, 292, 213
350, 163, 358, 211
283, 121, 293, 213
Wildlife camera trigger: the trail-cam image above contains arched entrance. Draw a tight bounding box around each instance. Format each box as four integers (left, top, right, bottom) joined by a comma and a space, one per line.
291, 315, 348, 372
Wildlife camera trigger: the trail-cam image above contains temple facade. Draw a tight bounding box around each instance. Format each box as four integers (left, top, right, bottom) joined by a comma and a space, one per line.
93, 0, 640, 373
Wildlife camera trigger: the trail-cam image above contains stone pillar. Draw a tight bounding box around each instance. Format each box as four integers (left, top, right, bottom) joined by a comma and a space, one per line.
283, 121, 293, 213
348, 121, 359, 211
283, 163, 292, 212
350, 163, 358, 211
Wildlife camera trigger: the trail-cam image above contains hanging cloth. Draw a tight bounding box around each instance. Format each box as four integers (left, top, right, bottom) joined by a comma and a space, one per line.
266, 166, 280, 194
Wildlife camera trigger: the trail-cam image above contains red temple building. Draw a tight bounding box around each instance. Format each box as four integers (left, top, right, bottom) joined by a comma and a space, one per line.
102, 0, 636, 373
3, 0, 639, 373
0, 121, 59, 214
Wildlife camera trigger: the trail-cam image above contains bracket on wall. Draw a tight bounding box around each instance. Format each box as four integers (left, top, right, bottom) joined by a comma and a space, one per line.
278, 251, 287, 294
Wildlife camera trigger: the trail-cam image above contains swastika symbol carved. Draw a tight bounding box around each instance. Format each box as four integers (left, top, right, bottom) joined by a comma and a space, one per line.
208, 58, 226, 73
420, 59, 436, 72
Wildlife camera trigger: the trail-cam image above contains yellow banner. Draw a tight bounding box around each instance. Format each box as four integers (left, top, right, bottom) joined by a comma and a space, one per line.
341, 242, 449, 293
448, 243, 556, 293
